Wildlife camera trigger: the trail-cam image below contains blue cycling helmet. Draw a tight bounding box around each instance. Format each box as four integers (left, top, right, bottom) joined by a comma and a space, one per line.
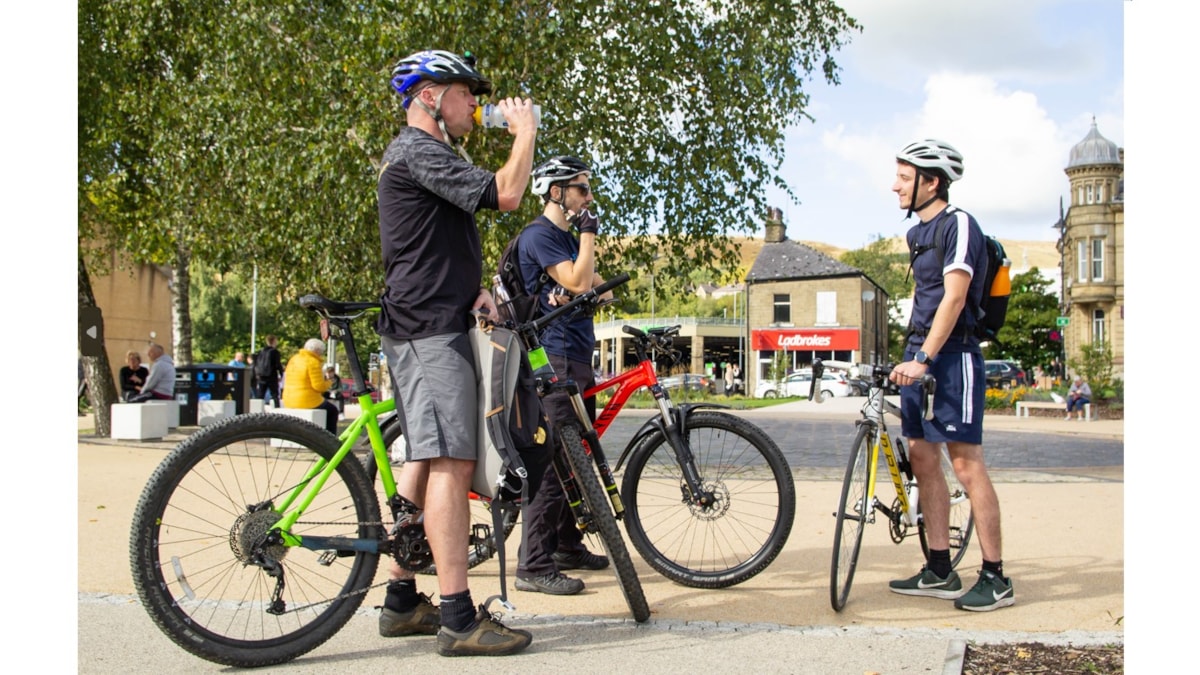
390, 50, 493, 108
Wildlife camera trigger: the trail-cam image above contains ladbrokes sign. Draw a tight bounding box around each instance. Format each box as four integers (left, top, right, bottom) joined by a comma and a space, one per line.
751, 328, 859, 351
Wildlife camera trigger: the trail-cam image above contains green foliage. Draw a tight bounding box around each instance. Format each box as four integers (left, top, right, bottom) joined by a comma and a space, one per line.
1070, 341, 1115, 394
838, 235, 913, 363
985, 268, 1061, 370
80, 0, 861, 335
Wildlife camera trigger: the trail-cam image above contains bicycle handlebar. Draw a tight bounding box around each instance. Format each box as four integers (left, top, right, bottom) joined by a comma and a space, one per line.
810, 357, 936, 420
526, 272, 631, 335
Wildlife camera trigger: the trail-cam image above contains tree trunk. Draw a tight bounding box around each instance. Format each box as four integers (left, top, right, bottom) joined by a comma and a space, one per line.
78, 253, 118, 437
170, 243, 193, 366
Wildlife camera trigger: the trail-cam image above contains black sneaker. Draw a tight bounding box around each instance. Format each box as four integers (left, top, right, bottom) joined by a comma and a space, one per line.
552, 549, 610, 571
954, 570, 1016, 612
378, 593, 440, 637
514, 571, 585, 595
437, 605, 532, 657
888, 567, 965, 599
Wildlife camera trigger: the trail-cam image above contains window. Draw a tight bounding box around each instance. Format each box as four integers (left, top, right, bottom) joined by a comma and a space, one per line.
816, 291, 836, 325
1086, 184, 1094, 204
772, 294, 791, 325
1077, 240, 1087, 281
1093, 309, 1106, 344
1091, 238, 1104, 281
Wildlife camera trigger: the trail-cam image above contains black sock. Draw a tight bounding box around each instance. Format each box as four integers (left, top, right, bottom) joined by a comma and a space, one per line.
928, 549, 952, 579
983, 559, 1004, 578
384, 579, 418, 613
439, 590, 477, 633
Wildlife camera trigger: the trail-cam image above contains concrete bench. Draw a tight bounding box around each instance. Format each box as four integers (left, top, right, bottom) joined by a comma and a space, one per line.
1015, 400, 1092, 421
198, 399, 237, 426
143, 400, 180, 429
270, 408, 328, 448
111, 402, 169, 440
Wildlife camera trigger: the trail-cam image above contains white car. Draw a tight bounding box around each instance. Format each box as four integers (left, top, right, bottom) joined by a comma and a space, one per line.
755, 370, 853, 399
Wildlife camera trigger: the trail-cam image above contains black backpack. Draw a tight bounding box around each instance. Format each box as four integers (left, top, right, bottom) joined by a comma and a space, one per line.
932, 217, 1012, 344
254, 347, 275, 378
493, 224, 551, 326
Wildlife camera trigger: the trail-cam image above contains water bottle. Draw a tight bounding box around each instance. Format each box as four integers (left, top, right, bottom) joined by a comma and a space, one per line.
473, 103, 542, 129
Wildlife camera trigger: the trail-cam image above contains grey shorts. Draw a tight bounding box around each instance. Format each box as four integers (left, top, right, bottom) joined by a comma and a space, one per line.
381, 333, 478, 462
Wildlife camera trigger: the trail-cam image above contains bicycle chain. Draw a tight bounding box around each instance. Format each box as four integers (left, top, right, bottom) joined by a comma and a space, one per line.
262, 520, 395, 616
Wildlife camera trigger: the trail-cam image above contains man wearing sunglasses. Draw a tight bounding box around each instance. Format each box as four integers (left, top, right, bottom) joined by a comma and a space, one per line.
376, 49, 537, 657
511, 156, 613, 596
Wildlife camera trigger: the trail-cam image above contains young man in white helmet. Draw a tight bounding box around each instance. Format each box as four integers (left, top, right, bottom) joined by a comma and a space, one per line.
887, 139, 1014, 611
510, 156, 613, 596
375, 49, 538, 656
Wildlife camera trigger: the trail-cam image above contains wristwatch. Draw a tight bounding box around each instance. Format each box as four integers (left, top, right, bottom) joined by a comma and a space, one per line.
915, 350, 934, 366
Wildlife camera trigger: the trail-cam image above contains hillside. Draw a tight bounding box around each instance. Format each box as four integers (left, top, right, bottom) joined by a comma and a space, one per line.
730, 236, 1059, 274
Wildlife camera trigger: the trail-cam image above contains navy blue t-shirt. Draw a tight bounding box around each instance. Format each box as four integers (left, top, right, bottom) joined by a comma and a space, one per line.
517, 216, 594, 362
376, 127, 499, 339
905, 205, 988, 353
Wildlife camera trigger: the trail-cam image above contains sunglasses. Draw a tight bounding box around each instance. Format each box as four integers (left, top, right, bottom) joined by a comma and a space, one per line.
564, 183, 591, 196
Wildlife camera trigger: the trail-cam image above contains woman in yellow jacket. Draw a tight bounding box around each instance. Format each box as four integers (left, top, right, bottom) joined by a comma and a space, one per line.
283, 338, 339, 434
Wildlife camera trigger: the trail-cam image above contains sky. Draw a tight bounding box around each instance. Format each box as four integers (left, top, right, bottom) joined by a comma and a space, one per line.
765, 0, 1125, 249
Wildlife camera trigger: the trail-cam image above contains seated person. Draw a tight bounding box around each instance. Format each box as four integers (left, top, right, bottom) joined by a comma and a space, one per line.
322, 365, 345, 413
1065, 375, 1092, 421
129, 344, 176, 402
119, 350, 149, 402
283, 338, 339, 435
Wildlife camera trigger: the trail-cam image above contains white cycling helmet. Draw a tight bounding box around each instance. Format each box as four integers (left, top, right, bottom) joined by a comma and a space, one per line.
896, 139, 964, 182
530, 156, 591, 198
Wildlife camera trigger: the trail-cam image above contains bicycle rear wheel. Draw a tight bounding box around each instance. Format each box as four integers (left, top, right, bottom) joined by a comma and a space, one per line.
621, 411, 796, 588
360, 419, 519, 574
831, 423, 873, 611
917, 447, 975, 568
130, 414, 381, 667
558, 423, 650, 622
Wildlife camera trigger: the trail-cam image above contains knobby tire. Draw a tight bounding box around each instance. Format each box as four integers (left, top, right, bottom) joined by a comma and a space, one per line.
621, 411, 796, 588
558, 423, 650, 623
129, 413, 381, 668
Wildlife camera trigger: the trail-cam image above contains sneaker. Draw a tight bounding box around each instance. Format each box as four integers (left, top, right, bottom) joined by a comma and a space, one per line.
437, 605, 532, 656
552, 549, 610, 571
514, 571, 585, 595
955, 569, 1015, 612
888, 567, 965, 599
378, 593, 440, 637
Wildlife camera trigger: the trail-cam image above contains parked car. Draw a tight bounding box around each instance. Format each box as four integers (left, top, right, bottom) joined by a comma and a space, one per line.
658, 373, 716, 394
755, 370, 853, 399
984, 360, 1027, 389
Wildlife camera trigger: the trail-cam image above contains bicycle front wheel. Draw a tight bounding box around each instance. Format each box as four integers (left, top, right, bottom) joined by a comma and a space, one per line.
130, 414, 382, 668
558, 423, 650, 622
621, 411, 796, 588
362, 418, 519, 575
917, 447, 976, 568
831, 423, 873, 611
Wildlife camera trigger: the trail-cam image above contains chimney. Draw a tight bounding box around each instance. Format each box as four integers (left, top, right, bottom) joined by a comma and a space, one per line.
764, 206, 786, 243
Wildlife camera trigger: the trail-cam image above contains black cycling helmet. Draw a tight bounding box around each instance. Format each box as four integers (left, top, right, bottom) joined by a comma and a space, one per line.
390, 50, 493, 109
531, 156, 591, 197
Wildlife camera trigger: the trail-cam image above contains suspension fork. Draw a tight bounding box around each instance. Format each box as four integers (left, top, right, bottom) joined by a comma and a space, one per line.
562, 382, 626, 518
655, 403, 716, 507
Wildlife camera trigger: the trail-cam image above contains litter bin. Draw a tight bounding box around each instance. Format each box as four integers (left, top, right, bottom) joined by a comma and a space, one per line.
175, 364, 250, 426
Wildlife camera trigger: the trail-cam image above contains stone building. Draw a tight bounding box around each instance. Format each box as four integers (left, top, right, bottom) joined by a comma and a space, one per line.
742, 208, 888, 395
83, 247, 174, 387
1058, 119, 1124, 376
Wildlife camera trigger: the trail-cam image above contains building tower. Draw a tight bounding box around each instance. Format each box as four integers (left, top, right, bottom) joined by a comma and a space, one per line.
1062, 118, 1124, 376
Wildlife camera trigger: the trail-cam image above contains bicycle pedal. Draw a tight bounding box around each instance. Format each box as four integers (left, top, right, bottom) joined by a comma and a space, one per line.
317, 550, 338, 566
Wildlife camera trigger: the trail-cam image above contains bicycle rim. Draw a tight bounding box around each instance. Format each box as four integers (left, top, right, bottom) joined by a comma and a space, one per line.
366, 421, 518, 575
918, 447, 976, 568
558, 424, 650, 622
130, 414, 381, 667
831, 423, 872, 611
622, 411, 796, 588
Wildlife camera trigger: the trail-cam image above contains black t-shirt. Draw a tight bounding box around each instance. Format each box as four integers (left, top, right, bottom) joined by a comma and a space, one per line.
376, 127, 499, 339
518, 216, 594, 362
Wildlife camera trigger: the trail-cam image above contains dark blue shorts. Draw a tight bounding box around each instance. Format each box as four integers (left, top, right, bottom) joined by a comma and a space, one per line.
900, 349, 985, 445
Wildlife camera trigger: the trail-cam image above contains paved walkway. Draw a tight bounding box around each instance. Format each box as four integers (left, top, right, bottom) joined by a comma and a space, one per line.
76, 401, 1127, 673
